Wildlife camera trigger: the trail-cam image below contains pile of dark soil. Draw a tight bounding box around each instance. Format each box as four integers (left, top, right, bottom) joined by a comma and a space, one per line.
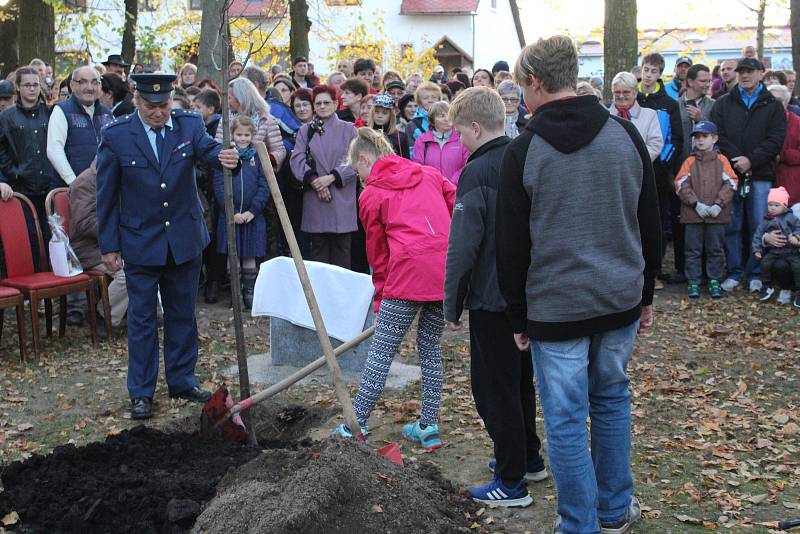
0, 403, 331, 534
192, 438, 477, 534
0, 426, 259, 534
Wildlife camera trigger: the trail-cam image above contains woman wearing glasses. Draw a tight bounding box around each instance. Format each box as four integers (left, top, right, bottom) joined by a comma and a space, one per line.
496, 80, 527, 139
289, 84, 358, 268
0, 67, 58, 266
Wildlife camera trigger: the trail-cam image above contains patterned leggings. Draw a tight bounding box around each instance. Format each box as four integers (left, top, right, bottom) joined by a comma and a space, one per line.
353, 299, 444, 427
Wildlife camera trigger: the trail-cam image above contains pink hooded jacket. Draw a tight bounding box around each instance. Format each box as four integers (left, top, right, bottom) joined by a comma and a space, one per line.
412, 128, 470, 185
359, 155, 456, 312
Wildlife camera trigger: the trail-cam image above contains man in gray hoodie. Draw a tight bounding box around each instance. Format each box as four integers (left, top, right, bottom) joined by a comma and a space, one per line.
497, 36, 661, 534
444, 87, 547, 509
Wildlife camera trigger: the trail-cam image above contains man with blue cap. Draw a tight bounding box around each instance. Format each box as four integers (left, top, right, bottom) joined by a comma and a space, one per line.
96, 72, 241, 419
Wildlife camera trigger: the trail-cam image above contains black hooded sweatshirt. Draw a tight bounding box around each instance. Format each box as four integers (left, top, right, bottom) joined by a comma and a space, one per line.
496, 95, 662, 341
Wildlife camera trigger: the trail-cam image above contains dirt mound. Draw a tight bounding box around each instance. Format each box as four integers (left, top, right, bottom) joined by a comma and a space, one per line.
0, 425, 259, 534
192, 439, 477, 534
0, 403, 331, 534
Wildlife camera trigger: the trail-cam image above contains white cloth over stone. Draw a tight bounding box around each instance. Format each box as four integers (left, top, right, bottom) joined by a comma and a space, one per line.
251, 256, 374, 342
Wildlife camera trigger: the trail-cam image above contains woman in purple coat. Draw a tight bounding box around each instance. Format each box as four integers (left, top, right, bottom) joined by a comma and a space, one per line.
290, 84, 358, 268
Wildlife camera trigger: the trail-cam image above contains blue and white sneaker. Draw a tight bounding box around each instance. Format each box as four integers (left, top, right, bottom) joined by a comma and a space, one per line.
488, 457, 549, 482
402, 420, 443, 450
468, 477, 533, 508
333, 423, 368, 442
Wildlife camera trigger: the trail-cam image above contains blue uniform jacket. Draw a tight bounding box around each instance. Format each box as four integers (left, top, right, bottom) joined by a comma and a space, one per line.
96, 109, 225, 266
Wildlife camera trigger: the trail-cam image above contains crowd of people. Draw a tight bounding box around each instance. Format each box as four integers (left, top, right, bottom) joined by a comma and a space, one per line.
0, 36, 799, 534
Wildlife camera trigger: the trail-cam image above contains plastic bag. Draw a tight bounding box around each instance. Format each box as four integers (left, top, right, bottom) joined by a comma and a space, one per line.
48, 214, 83, 277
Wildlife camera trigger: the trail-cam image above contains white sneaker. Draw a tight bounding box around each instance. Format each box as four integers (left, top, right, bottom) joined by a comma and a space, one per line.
749, 279, 763, 293
778, 289, 792, 304
721, 278, 740, 292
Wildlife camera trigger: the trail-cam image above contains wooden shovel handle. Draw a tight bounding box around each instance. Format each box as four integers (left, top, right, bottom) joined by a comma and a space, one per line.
254, 143, 365, 440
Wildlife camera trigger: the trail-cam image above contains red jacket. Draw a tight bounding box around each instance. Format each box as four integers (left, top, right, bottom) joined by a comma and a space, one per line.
359, 155, 456, 312
777, 111, 800, 206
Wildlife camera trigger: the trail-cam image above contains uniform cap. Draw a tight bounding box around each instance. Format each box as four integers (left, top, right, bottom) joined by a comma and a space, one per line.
130, 73, 177, 103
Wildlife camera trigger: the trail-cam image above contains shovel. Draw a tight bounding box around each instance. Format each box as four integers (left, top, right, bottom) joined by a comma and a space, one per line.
201, 326, 375, 441
202, 143, 375, 449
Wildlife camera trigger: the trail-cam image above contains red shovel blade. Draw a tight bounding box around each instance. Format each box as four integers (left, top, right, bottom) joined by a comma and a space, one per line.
200, 384, 249, 444
376, 443, 404, 466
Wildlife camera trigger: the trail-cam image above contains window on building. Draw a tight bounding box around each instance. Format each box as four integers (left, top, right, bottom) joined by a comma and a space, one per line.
65, 0, 87, 10
400, 43, 414, 59
491, 0, 497, 8
189, 0, 202, 10
138, 0, 154, 10
325, 0, 362, 5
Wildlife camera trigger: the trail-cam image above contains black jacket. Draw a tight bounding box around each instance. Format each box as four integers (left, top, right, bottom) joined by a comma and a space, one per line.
373, 125, 410, 159
0, 101, 55, 196
444, 136, 509, 322
637, 79, 684, 172
710, 83, 787, 183
112, 94, 135, 117
496, 96, 661, 340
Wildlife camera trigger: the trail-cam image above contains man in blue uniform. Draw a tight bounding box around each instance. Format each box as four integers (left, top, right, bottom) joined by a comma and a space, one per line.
96, 73, 240, 419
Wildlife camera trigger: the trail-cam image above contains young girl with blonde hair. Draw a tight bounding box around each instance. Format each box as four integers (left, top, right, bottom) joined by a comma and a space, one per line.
334, 128, 456, 449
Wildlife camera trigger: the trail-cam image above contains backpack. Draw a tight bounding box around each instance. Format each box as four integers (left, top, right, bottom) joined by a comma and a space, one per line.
656, 109, 675, 164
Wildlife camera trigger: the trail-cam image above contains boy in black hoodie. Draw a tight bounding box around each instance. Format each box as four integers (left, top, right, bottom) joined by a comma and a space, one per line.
497, 36, 661, 534
445, 87, 547, 509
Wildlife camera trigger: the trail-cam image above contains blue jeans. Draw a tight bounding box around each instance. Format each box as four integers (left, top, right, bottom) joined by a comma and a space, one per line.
531, 321, 639, 534
724, 180, 771, 281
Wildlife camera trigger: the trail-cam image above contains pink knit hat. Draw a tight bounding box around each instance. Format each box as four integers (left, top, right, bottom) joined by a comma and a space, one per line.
768, 186, 790, 207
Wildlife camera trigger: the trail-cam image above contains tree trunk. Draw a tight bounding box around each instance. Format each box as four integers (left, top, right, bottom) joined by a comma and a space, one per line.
289, 0, 310, 61
603, 0, 638, 104
219, 4, 258, 448
792, 0, 800, 95
17, 0, 54, 66
197, 0, 227, 86
0, 0, 19, 78
121, 0, 138, 70
756, 0, 767, 60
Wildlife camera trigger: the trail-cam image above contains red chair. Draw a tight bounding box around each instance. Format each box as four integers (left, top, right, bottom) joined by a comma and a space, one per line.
0, 193, 96, 358
0, 283, 27, 361
46, 187, 113, 338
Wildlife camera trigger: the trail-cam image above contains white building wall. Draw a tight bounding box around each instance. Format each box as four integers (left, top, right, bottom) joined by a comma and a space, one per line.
55, 0, 518, 75
306, 0, 474, 73
473, 0, 521, 70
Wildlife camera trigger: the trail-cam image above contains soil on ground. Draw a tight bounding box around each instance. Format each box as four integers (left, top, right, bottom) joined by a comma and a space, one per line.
0, 401, 478, 534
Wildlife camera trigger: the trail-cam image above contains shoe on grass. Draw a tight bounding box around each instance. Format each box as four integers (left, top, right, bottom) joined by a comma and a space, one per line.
708, 280, 722, 299
721, 278, 740, 292
759, 286, 775, 302
600, 495, 642, 534
468, 477, 532, 508
777, 289, 792, 304
488, 457, 549, 482
749, 279, 763, 293
402, 420, 443, 450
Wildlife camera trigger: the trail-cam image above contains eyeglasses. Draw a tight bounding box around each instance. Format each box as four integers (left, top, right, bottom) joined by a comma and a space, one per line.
501, 97, 520, 104
19, 83, 40, 89
73, 79, 100, 87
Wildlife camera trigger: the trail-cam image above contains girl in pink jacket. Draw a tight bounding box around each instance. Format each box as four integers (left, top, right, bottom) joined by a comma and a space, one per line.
412, 101, 470, 185
334, 128, 455, 450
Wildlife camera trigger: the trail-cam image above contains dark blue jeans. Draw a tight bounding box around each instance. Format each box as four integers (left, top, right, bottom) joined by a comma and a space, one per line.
724, 180, 771, 282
